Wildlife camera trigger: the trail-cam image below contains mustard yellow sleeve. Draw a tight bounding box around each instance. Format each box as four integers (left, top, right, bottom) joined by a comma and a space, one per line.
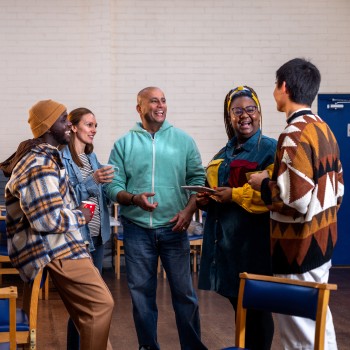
206, 158, 223, 189
231, 164, 274, 214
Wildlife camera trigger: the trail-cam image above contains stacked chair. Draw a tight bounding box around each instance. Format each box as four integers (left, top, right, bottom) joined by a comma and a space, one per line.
0, 285, 17, 350
0, 207, 19, 285
188, 209, 204, 273
0, 269, 44, 350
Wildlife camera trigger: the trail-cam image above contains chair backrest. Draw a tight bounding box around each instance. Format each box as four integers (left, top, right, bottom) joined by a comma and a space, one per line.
0, 286, 18, 350
0, 172, 7, 207
235, 272, 337, 350
22, 269, 43, 333
0, 216, 6, 248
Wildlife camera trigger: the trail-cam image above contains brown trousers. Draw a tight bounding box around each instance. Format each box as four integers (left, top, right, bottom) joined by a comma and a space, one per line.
47, 258, 114, 350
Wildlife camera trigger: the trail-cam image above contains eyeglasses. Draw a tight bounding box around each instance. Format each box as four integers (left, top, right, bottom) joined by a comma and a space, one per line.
231, 105, 258, 117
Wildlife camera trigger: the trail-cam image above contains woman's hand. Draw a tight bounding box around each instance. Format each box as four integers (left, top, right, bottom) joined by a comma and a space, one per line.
196, 192, 211, 207
93, 166, 115, 184
212, 187, 232, 203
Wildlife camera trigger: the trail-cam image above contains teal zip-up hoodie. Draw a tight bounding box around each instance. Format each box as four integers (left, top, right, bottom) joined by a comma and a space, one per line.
105, 120, 205, 229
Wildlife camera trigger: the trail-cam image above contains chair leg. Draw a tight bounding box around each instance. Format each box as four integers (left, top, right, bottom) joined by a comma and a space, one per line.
39, 273, 50, 300
157, 257, 166, 279
157, 257, 161, 274
193, 249, 197, 273
116, 243, 121, 280
44, 273, 49, 300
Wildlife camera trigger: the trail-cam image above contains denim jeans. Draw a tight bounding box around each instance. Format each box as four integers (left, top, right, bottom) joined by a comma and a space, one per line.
67, 236, 105, 350
122, 217, 207, 350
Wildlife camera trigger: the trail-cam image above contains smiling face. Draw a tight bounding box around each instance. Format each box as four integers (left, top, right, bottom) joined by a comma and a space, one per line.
49, 111, 72, 146
137, 88, 167, 133
71, 113, 97, 150
230, 96, 260, 142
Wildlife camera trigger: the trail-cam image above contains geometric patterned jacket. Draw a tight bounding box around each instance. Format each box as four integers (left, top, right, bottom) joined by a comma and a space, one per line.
261, 109, 344, 274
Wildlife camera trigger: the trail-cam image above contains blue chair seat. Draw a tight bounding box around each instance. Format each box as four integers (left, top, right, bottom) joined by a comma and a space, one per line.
188, 234, 203, 241
0, 300, 29, 332
0, 246, 8, 256
114, 233, 123, 240
0, 343, 17, 350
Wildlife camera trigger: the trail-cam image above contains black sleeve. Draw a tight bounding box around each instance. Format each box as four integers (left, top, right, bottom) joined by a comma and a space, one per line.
261, 178, 272, 205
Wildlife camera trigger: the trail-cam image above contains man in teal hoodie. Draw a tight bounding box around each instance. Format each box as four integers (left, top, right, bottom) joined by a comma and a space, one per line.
105, 87, 207, 350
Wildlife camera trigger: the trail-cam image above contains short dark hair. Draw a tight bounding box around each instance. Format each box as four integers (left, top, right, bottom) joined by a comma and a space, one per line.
276, 58, 321, 106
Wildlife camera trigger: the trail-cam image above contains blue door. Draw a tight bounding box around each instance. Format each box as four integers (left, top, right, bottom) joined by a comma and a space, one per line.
318, 94, 350, 265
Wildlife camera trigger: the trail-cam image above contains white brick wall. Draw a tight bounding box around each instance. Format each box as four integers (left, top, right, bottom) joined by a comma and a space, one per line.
1, 0, 349, 164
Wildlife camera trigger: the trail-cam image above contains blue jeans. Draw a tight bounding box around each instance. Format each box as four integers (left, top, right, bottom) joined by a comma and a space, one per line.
122, 217, 207, 350
67, 236, 105, 350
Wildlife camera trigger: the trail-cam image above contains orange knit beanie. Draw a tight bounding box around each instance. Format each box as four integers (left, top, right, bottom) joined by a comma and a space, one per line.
28, 99, 66, 138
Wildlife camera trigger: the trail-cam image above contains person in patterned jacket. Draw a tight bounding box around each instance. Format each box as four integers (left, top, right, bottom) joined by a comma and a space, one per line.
0, 99, 114, 350
249, 58, 344, 350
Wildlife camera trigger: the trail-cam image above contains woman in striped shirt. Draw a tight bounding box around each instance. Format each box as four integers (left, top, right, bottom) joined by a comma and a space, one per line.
61, 107, 115, 350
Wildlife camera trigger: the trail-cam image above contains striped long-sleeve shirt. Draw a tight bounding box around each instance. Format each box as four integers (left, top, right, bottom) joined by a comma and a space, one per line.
5, 143, 90, 282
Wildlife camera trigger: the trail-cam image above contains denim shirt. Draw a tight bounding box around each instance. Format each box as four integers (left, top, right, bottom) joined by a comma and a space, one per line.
60, 146, 111, 251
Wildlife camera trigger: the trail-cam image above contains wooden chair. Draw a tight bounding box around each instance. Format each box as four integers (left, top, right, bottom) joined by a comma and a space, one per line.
0, 211, 19, 285
189, 209, 204, 273
114, 232, 124, 280
222, 272, 338, 350
0, 209, 48, 301
0, 269, 43, 350
189, 237, 203, 273
112, 204, 123, 280
38, 273, 49, 301
0, 285, 18, 350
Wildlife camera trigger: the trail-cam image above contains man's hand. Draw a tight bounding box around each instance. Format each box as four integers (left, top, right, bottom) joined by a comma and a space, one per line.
169, 209, 193, 232
133, 192, 158, 212
170, 194, 197, 232
78, 205, 93, 223
248, 170, 269, 191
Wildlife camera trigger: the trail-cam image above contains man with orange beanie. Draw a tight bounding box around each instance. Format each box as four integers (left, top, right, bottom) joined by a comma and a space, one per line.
0, 99, 114, 350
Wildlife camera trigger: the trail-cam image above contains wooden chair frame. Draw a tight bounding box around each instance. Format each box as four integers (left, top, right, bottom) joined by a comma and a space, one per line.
0, 285, 18, 350
112, 203, 123, 280
189, 209, 203, 273
223, 272, 337, 350
0, 214, 19, 285
0, 212, 46, 301
0, 269, 43, 350
189, 237, 202, 273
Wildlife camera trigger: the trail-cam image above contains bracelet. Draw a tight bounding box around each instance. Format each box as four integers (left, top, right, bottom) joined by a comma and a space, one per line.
130, 194, 136, 206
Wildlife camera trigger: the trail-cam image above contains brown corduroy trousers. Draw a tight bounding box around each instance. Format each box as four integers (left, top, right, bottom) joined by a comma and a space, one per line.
47, 258, 114, 350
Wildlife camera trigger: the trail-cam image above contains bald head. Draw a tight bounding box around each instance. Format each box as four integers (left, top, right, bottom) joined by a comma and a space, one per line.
136, 87, 167, 133
137, 87, 163, 105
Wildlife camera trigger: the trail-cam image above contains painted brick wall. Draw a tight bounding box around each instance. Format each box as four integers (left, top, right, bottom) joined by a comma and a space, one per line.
0, 0, 349, 165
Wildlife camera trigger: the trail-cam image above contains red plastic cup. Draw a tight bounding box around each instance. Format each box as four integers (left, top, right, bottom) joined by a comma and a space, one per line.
82, 201, 96, 218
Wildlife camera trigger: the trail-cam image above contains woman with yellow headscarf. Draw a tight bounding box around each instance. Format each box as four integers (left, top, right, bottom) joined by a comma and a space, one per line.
197, 86, 276, 350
